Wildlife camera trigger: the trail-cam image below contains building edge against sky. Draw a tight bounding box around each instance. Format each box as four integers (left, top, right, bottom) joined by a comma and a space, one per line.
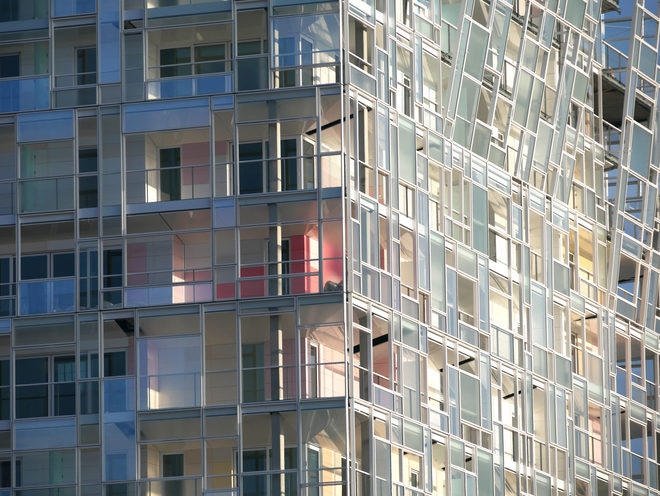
0, 0, 658, 494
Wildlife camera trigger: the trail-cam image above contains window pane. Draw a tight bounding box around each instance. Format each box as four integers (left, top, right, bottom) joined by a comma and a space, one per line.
162, 453, 184, 477
54, 382, 76, 415
53, 253, 75, 278
54, 355, 75, 382
104, 351, 127, 377
194, 45, 226, 74
0, 55, 19, 78
16, 357, 48, 384
160, 48, 191, 78
16, 385, 48, 418
21, 255, 47, 280
79, 175, 98, 208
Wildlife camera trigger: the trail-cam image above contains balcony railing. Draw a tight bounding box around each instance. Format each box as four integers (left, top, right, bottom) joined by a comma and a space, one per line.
0, 76, 49, 113
139, 371, 201, 410
18, 279, 75, 315
147, 73, 233, 100
52, 0, 95, 17
126, 164, 211, 204
124, 282, 213, 307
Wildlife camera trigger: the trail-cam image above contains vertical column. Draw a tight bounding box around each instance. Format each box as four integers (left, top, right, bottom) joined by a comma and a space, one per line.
270, 313, 285, 495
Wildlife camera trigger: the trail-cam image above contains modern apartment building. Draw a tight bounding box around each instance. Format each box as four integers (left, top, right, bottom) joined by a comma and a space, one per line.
0, 0, 658, 494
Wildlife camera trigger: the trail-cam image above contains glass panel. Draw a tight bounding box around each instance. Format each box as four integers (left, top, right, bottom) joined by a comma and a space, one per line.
138, 336, 201, 410
123, 99, 210, 133
17, 111, 74, 142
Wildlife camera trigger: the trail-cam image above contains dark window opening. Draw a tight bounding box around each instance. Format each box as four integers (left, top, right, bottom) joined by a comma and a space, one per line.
0, 54, 19, 78
103, 249, 122, 288
76, 47, 97, 85
159, 147, 181, 201
162, 453, 184, 478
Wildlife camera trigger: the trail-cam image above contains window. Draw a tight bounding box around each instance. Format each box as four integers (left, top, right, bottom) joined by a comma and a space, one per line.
0, 257, 14, 317
79, 176, 98, 208
239, 138, 313, 195
103, 249, 122, 288
410, 469, 419, 488
242, 447, 297, 496
20, 252, 74, 281
276, 36, 313, 87
160, 47, 191, 78
0, 0, 19, 22
0, 458, 9, 488
162, 453, 184, 478
79, 249, 98, 310
308, 343, 319, 398
79, 147, 98, 173
0, 360, 8, 420
194, 44, 226, 74
104, 351, 127, 377
79, 147, 98, 209
15, 355, 75, 418
159, 147, 181, 201
160, 45, 227, 78
281, 138, 298, 191
306, 446, 320, 496
76, 47, 97, 85
236, 9, 268, 91
239, 142, 264, 195
0, 54, 19, 78
241, 343, 265, 402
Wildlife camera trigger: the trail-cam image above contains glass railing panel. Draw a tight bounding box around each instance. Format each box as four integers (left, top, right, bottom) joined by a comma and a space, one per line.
20, 177, 74, 213
138, 478, 202, 496
124, 282, 212, 307
0, 77, 49, 113
53, 87, 97, 107
146, 73, 232, 100
19, 279, 75, 315
147, 0, 224, 7
52, 0, 96, 17
139, 372, 201, 409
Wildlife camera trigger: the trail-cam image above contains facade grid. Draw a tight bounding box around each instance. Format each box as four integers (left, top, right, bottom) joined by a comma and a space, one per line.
0, 0, 658, 494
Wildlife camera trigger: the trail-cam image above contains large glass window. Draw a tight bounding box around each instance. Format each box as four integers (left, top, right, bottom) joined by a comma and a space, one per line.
15, 355, 75, 418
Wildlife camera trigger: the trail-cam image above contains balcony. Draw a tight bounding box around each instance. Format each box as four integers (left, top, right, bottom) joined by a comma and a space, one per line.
146, 23, 233, 100
125, 128, 211, 205
125, 229, 213, 307
596, 42, 652, 130
0, 0, 48, 36
53, 25, 97, 107
0, 39, 49, 113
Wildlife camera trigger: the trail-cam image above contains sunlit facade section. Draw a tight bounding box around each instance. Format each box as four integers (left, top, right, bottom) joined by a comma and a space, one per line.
0, 0, 658, 494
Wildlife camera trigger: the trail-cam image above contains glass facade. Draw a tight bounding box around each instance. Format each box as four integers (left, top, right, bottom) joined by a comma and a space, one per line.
0, 0, 657, 494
